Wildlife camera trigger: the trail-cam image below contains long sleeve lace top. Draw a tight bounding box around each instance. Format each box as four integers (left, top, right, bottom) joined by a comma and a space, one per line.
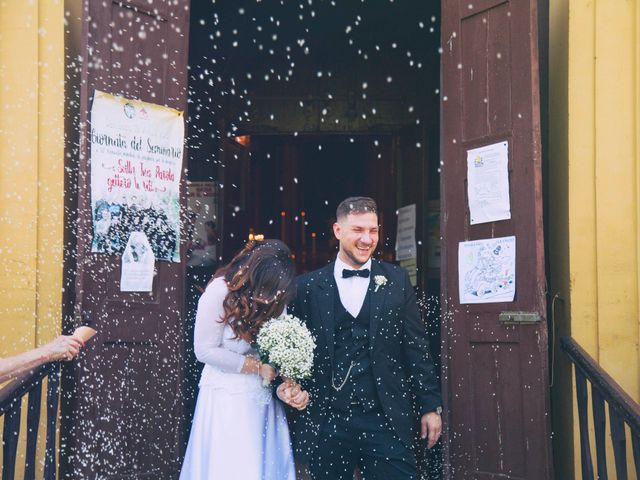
194, 277, 259, 388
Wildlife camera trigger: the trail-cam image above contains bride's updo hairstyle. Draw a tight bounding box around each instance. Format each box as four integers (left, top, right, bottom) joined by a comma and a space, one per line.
213, 239, 296, 342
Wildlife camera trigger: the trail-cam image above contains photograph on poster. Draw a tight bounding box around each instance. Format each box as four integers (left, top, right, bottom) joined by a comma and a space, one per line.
90, 90, 184, 262
458, 236, 515, 304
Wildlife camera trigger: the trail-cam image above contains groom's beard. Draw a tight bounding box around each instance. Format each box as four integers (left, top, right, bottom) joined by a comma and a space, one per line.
342, 248, 372, 268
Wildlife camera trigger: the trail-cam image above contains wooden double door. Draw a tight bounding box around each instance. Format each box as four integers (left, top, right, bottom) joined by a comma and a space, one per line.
65, 0, 551, 478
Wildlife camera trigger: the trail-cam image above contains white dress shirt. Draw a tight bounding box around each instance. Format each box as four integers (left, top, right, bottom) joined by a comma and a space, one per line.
333, 255, 372, 318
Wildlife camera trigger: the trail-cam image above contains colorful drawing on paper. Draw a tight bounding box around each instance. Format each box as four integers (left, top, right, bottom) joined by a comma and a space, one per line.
458, 236, 516, 304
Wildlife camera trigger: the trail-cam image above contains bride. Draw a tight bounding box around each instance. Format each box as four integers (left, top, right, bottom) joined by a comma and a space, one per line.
180, 239, 309, 480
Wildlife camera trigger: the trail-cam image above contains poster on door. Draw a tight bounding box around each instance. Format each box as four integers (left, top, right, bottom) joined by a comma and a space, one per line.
186, 181, 219, 267
120, 232, 155, 292
90, 90, 184, 262
396, 204, 418, 286
458, 236, 516, 304
466, 141, 511, 225
395, 204, 417, 261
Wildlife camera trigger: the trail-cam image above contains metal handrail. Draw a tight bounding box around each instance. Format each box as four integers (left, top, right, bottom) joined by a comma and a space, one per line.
561, 336, 640, 480
0, 361, 61, 480
0, 363, 54, 413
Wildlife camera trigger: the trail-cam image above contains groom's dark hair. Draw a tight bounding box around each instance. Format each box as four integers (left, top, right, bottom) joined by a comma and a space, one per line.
336, 196, 378, 221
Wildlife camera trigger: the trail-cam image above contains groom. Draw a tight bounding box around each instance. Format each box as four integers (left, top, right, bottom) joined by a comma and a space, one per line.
290, 196, 442, 479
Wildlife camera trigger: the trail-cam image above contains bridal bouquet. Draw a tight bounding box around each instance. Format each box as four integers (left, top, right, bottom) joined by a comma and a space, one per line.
256, 313, 316, 383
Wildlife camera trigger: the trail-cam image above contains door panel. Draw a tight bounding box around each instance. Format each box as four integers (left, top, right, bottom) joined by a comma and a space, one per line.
441, 1, 552, 479
65, 1, 190, 478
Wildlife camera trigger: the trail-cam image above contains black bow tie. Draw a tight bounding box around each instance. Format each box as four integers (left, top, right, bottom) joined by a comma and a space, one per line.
342, 268, 370, 279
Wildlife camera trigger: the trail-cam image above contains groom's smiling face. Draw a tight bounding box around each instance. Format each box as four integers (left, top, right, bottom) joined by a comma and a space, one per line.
333, 212, 379, 268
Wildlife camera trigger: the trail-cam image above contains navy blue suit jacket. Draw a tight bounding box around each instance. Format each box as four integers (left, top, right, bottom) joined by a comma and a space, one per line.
290, 259, 441, 458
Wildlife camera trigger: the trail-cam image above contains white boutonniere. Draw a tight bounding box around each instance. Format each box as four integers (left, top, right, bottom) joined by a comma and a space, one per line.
374, 275, 388, 292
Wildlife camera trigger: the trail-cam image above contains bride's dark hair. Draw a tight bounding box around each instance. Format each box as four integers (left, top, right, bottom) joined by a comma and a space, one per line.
213, 239, 296, 342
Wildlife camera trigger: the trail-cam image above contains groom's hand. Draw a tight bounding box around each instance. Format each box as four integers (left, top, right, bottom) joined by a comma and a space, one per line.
276, 380, 310, 410
276, 382, 293, 403
289, 387, 309, 410
421, 412, 442, 449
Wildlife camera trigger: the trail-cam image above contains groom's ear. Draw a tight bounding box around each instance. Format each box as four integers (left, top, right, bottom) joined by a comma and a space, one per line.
332, 221, 341, 239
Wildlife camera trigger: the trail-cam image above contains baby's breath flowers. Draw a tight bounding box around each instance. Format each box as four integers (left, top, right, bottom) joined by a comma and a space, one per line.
256, 313, 316, 384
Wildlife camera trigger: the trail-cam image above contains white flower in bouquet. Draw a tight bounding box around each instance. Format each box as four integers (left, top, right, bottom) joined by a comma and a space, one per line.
256, 313, 316, 383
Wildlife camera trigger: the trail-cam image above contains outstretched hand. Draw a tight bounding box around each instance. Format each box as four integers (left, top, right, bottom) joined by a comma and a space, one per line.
276, 378, 309, 411
44, 335, 84, 362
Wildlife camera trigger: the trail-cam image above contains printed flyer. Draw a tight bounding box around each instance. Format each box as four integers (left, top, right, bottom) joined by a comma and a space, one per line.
90, 90, 184, 262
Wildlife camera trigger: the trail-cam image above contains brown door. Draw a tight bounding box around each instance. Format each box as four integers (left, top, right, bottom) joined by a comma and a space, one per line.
440, 1, 552, 479
64, 1, 190, 478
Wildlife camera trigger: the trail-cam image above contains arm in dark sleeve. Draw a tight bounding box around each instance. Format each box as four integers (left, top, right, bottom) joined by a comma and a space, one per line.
400, 270, 442, 414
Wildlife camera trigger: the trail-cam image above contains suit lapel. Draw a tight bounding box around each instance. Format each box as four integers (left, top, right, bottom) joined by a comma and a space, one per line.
369, 260, 389, 350
313, 263, 336, 367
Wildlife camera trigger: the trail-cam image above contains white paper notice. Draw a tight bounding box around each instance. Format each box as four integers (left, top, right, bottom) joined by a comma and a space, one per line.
121, 232, 155, 292
395, 204, 417, 261
466, 141, 511, 225
458, 236, 515, 304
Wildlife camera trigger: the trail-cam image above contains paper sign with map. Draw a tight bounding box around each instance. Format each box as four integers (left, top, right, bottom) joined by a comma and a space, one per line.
458, 236, 516, 304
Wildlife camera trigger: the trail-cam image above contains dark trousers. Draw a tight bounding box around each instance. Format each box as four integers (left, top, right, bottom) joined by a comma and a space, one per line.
309, 405, 416, 480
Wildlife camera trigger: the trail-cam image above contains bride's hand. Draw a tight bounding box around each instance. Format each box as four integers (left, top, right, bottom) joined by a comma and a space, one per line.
290, 389, 309, 411
277, 379, 310, 411
276, 382, 293, 403
259, 363, 278, 383
240, 356, 277, 383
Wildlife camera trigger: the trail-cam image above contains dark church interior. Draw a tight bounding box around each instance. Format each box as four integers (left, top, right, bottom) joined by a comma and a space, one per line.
184, 0, 443, 476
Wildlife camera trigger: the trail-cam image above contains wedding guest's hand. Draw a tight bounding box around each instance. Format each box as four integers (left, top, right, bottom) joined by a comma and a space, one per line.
421, 412, 442, 449
44, 335, 83, 362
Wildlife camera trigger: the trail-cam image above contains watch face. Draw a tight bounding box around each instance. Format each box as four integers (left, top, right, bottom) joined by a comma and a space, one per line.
436, 406, 443, 415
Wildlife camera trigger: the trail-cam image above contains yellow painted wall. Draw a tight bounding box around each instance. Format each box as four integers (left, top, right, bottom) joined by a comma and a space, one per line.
550, 0, 640, 478
0, 0, 65, 473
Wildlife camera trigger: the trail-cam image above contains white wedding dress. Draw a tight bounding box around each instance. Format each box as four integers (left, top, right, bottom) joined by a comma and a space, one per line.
180, 277, 296, 480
